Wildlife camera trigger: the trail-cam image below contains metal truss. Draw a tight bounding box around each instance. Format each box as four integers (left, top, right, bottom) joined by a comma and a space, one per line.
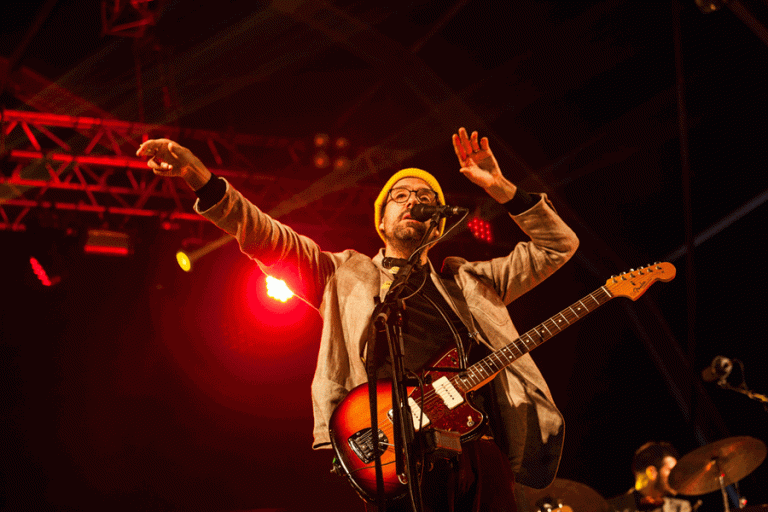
0, 109, 400, 244
101, 0, 161, 39
0, 109, 497, 251
0, 109, 293, 226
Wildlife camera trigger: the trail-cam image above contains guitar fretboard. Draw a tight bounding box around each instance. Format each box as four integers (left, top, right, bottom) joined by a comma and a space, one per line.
456, 286, 613, 391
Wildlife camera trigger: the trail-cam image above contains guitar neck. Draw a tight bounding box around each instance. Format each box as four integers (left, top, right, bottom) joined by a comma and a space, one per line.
460, 286, 614, 391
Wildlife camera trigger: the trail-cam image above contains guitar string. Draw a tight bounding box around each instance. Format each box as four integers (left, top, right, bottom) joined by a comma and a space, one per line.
407, 288, 610, 413
353, 317, 586, 466
347, 286, 621, 481
413, 269, 656, 428
387, 267, 659, 422
354, 288, 613, 453
379, 272, 616, 416
345, 271, 662, 481
350, 272, 664, 473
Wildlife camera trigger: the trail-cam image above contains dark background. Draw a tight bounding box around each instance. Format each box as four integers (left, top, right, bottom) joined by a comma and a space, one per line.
2, 1, 768, 510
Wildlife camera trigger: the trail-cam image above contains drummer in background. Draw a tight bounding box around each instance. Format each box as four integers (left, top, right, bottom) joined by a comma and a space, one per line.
608, 442, 692, 512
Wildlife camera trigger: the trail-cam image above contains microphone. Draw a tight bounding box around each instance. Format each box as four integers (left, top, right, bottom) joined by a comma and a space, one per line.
701, 356, 733, 383
382, 257, 408, 269
410, 204, 469, 221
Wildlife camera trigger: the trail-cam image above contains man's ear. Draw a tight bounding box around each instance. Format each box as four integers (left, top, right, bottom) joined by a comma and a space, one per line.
379, 221, 384, 231
635, 472, 648, 491
634, 466, 657, 491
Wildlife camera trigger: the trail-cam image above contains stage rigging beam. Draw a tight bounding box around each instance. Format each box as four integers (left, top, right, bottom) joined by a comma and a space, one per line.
0, 108, 390, 239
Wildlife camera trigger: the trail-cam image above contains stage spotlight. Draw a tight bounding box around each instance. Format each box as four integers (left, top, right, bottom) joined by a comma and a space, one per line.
312, 134, 352, 170
467, 217, 493, 244
333, 156, 351, 172
29, 256, 61, 287
695, 0, 727, 13
176, 234, 234, 272
334, 137, 350, 150
266, 276, 294, 302
83, 229, 132, 256
313, 150, 331, 169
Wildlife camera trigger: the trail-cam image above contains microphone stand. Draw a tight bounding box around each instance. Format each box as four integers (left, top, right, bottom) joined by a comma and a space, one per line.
715, 359, 768, 413
365, 214, 441, 512
715, 380, 768, 412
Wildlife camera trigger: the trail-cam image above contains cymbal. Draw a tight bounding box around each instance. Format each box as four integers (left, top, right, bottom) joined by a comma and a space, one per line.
526, 478, 612, 512
668, 436, 767, 495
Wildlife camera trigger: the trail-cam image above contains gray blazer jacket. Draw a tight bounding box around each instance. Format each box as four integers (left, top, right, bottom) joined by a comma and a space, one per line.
197, 181, 579, 489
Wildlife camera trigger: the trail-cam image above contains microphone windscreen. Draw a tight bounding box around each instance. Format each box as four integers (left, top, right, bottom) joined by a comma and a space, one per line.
410, 204, 436, 221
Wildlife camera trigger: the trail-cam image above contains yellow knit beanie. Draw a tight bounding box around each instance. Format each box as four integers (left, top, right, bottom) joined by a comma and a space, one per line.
374, 168, 446, 242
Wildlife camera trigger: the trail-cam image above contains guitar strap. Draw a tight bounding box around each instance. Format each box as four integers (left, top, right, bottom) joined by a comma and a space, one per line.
419, 288, 468, 371
433, 275, 488, 355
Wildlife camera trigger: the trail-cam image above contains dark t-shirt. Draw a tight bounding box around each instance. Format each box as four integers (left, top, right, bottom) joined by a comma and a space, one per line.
608, 489, 692, 512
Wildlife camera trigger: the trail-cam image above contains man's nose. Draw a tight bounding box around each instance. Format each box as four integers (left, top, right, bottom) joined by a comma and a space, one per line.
405, 193, 418, 208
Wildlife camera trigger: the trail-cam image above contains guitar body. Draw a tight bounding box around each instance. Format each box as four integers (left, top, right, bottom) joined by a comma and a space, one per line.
329, 347, 485, 502
328, 263, 676, 504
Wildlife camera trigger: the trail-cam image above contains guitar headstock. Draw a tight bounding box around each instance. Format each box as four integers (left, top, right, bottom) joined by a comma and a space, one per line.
605, 262, 676, 300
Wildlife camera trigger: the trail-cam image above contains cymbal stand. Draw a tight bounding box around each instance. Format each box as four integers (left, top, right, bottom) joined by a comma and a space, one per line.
717, 462, 730, 512
715, 458, 745, 512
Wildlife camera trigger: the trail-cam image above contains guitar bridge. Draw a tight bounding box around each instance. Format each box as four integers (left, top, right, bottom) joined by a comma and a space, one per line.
348, 428, 389, 464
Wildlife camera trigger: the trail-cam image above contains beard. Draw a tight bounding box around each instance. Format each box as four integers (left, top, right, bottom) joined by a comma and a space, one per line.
395, 221, 427, 241
385, 218, 429, 253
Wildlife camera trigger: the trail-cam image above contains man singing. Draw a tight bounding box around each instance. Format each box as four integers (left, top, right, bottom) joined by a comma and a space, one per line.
138, 127, 579, 511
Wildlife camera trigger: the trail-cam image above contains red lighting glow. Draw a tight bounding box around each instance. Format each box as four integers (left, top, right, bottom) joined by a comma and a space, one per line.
467, 217, 493, 243
29, 257, 60, 286
83, 229, 132, 256
266, 276, 294, 302
83, 245, 130, 256
242, 268, 305, 329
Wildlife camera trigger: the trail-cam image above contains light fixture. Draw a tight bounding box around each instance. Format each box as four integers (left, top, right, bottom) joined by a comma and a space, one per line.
467, 217, 493, 244
265, 276, 294, 302
29, 256, 61, 286
312, 133, 351, 170
313, 133, 330, 148
313, 151, 331, 169
175, 234, 234, 272
83, 229, 132, 256
695, 0, 727, 13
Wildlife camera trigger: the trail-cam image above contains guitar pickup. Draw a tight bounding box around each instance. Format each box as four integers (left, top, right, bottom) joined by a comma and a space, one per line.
388, 397, 431, 431
432, 376, 464, 409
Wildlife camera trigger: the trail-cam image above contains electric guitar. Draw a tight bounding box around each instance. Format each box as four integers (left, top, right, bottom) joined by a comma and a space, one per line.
328, 262, 676, 502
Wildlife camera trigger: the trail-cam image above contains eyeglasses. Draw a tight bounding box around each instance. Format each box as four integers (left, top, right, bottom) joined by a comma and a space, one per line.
388, 187, 437, 205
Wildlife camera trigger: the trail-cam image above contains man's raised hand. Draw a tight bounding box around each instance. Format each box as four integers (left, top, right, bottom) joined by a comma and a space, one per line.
137, 139, 211, 190
452, 127, 502, 190
452, 127, 517, 204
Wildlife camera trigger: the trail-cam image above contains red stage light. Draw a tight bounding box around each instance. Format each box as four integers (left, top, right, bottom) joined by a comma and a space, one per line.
83, 245, 131, 256
84, 229, 132, 256
243, 268, 304, 328
265, 276, 294, 302
29, 257, 60, 286
468, 217, 493, 243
